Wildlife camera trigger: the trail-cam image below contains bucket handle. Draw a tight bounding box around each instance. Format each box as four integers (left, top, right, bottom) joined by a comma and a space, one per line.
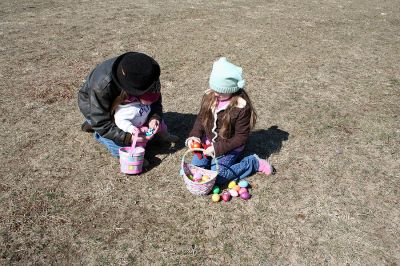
181, 148, 219, 173
128, 130, 139, 157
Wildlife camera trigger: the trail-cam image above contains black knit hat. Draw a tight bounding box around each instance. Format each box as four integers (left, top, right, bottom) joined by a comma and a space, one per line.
112, 52, 160, 96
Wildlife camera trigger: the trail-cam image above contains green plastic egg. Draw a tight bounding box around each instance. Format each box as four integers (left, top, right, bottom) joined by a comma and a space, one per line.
212, 186, 221, 194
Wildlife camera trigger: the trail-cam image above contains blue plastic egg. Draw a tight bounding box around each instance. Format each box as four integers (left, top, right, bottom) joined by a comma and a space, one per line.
238, 180, 249, 188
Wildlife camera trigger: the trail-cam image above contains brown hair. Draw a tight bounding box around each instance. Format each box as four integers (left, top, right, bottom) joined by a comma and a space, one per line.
198, 89, 257, 139
111, 91, 129, 114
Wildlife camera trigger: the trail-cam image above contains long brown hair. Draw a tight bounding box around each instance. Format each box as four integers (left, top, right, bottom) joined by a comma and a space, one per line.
198, 89, 257, 139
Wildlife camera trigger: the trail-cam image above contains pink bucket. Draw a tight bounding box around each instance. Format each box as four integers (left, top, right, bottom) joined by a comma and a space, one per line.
119, 132, 145, 174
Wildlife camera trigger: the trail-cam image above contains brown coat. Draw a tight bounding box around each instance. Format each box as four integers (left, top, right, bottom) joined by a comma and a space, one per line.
189, 96, 251, 157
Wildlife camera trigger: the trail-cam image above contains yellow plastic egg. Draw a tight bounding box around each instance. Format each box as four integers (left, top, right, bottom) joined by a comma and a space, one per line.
228, 181, 237, 189
202, 175, 210, 182
211, 194, 220, 202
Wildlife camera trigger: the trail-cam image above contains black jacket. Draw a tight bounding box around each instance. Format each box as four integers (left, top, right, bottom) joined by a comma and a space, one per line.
78, 56, 163, 145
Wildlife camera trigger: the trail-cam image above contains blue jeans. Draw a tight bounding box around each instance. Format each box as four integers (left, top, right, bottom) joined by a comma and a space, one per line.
191, 150, 260, 186
94, 132, 125, 158
87, 119, 145, 158
84, 119, 124, 158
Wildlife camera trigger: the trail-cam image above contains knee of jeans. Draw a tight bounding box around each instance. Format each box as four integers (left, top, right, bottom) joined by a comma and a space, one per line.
212, 162, 232, 175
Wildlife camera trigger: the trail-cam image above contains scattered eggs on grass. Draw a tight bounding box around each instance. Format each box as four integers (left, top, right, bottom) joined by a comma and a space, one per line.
212, 194, 220, 202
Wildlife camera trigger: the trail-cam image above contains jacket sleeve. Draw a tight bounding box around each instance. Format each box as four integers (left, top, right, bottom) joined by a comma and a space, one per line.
89, 82, 132, 146
213, 107, 251, 157
188, 114, 205, 139
147, 80, 163, 122
114, 105, 139, 134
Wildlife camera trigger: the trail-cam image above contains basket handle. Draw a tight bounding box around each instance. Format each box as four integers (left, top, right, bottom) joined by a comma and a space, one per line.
128, 130, 139, 157
181, 148, 219, 173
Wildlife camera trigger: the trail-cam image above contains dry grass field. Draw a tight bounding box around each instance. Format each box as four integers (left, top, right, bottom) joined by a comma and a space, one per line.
1, 0, 399, 264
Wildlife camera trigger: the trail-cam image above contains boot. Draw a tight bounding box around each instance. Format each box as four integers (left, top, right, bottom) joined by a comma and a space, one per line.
81, 121, 94, 133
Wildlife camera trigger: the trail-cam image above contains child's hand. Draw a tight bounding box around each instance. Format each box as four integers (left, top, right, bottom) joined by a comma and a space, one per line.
203, 145, 215, 157
148, 119, 160, 134
130, 133, 147, 144
130, 127, 139, 134
130, 128, 148, 143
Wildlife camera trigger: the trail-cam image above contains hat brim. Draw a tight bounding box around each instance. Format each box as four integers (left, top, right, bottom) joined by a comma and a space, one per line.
111, 52, 160, 96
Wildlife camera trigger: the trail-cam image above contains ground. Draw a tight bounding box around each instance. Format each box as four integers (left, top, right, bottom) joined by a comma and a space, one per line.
0, 0, 399, 265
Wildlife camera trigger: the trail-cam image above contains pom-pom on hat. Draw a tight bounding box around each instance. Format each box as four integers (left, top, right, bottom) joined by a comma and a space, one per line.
112, 52, 160, 96
209, 57, 246, 94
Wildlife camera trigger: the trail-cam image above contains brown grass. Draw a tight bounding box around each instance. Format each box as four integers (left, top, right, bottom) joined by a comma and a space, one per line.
1, 0, 399, 264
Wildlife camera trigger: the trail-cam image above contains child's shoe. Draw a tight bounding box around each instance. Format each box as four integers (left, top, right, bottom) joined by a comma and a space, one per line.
254, 154, 273, 176
81, 121, 94, 133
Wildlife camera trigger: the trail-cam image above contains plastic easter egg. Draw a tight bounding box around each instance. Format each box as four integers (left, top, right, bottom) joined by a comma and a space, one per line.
228, 181, 237, 189
233, 185, 241, 192
193, 177, 202, 183
202, 175, 210, 182
240, 192, 251, 200
221, 192, 231, 202
188, 175, 193, 180
212, 186, 221, 194
191, 142, 202, 149
212, 194, 220, 202
239, 187, 248, 195
229, 189, 239, 197
238, 180, 249, 188
193, 172, 202, 179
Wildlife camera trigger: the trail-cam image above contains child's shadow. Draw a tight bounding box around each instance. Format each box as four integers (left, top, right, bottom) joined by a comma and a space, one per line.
244, 125, 289, 159
144, 112, 196, 170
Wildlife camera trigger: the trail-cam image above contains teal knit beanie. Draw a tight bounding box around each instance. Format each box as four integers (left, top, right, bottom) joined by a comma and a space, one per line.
209, 57, 246, 94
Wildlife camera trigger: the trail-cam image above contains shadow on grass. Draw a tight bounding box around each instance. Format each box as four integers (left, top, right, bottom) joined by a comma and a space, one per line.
244, 125, 289, 159
143, 112, 196, 170
144, 112, 289, 171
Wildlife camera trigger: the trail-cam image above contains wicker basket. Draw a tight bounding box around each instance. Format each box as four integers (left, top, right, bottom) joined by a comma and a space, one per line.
181, 148, 219, 195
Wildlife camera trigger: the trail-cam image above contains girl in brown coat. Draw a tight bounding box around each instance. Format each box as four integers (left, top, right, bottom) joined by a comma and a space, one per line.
186, 58, 273, 185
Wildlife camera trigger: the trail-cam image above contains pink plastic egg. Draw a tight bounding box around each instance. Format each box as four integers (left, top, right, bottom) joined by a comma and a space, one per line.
239, 187, 248, 195
240, 192, 251, 200
221, 192, 231, 202
193, 172, 202, 179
